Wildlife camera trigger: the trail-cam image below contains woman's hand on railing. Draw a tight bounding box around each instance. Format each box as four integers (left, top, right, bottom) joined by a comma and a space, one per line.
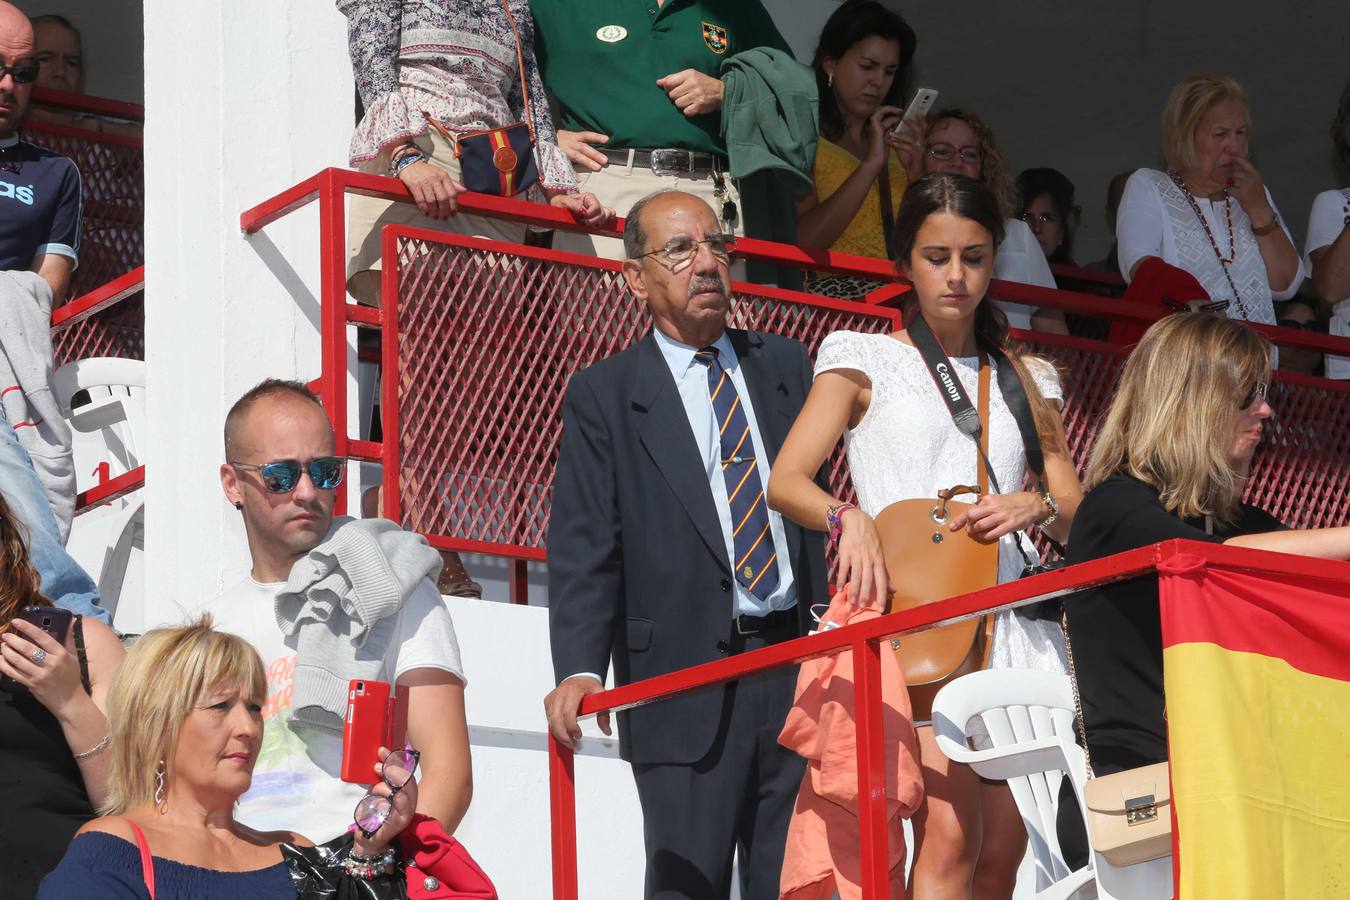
556, 130, 610, 172
948, 492, 1045, 543
836, 507, 891, 611
398, 160, 465, 220
549, 191, 616, 229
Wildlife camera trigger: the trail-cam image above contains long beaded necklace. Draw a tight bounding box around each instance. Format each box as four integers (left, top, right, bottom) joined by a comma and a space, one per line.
1166, 169, 1250, 319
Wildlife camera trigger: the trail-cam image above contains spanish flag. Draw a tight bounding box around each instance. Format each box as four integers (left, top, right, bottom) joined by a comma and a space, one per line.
1160, 552, 1350, 897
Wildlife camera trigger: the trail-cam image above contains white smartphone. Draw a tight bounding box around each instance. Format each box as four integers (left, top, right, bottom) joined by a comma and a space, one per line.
891, 87, 939, 136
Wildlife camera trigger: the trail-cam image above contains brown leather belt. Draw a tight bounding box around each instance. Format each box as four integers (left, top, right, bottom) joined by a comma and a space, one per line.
601, 147, 725, 176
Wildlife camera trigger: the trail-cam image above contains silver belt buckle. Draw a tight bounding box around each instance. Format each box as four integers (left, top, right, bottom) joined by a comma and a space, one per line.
650, 148, 691, 177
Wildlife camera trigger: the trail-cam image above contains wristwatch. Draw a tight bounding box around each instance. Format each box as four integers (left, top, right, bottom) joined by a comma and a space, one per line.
1035, 491, 1059, 531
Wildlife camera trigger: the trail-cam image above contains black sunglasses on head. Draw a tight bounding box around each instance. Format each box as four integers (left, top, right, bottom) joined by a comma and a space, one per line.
229, 457, 345, 494
1163, 298, 1230, 313
0, 62, 40, 85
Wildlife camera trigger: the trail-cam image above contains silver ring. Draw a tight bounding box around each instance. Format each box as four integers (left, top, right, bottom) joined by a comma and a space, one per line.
30, 648, 46, 664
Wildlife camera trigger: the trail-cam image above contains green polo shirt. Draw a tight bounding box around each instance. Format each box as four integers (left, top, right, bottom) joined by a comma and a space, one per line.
531, 0, 791, 156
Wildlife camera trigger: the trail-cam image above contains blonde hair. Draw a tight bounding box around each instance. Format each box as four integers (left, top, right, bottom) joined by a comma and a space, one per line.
101, 616, 267, 816
1161, 73, 1249, 172
1086, 315, 1271, 525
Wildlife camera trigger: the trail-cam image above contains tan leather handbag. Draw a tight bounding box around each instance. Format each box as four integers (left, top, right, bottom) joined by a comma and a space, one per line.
1082, 762, 1172, 865
874, 356, 999, 722
1063, 610, 1173, 866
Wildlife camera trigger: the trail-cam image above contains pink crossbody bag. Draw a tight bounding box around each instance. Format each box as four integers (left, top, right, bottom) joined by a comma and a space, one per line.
126, 819, 156, 899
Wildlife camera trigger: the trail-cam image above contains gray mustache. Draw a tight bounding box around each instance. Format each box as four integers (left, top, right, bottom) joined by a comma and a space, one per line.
690, 279, 726, 297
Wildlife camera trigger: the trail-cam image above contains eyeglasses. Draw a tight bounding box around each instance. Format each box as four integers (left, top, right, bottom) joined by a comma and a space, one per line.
635, 234, 736, 273
352, 747, 420, 838
228, 457, 345, 493
0, 62, 40, 85
1163, 298, 1231, 313
926, 143, 982, 164
1021, 211, 1062, 226
1276, 318, 1317, 331
1239, 381, 1268, 410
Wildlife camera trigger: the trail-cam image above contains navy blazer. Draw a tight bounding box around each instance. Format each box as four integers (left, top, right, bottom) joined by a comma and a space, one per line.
548, 328, 828, 765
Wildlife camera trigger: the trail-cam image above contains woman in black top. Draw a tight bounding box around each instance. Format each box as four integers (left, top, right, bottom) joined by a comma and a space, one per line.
0, 493, 124, 897
1056, 313, 1350, 866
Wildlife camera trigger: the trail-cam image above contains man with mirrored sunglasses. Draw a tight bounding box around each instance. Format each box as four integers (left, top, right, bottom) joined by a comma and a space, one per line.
194, 378, 473, 846
545, 191, 827, 899
0, 3, 104, 625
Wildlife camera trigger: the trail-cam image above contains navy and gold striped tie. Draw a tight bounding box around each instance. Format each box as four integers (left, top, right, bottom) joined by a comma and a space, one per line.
694, 348, 779, 600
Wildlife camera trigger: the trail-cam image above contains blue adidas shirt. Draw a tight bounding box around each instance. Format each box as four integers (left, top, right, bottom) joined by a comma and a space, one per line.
0, 134, 82, 272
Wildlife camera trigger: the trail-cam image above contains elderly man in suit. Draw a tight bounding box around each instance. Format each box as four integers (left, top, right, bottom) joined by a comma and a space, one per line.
544, 190, 827, 899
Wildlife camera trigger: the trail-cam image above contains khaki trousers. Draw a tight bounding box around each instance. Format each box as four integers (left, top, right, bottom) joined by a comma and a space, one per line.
553, 158, 745, 268
346, 127, 529, 305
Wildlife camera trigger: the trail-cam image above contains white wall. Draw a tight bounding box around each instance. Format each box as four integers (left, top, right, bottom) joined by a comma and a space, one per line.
12, 0, 143, 103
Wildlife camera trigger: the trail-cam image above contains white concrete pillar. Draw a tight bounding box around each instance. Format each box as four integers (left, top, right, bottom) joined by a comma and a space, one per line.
141, 0, 353, 623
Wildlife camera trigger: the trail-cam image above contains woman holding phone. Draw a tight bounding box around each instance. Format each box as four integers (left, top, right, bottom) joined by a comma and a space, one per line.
39, 620, 420, 898
796, 0, 918, 298
769, 173, 1083, 898
0, 493, 124, 897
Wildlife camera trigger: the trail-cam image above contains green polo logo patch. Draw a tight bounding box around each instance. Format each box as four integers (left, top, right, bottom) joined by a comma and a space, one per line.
702, 21, 728, 54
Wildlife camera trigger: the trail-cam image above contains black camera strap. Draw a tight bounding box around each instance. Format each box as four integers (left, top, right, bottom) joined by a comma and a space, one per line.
908, 313, 1056, 577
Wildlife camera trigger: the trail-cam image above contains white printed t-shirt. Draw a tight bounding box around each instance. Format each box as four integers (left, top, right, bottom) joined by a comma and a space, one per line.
202, 577, 465, 842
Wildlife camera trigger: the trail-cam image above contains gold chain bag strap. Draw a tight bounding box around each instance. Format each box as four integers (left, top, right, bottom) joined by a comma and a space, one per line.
421, 0, 538, 196
873, 353, 998, 722
1062, 609, 1172, 866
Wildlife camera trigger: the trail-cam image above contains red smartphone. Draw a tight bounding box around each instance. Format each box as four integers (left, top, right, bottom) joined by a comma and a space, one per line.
1, 606, 74, 693
340, 679, 411, 784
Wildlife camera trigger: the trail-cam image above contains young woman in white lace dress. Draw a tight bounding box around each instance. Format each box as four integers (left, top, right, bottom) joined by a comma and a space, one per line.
768, 173, 1083, 899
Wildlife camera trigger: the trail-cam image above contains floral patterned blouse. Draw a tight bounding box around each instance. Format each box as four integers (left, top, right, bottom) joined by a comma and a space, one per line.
338, 0, 575, 193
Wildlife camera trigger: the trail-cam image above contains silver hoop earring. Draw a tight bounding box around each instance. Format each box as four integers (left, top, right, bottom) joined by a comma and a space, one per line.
154, 759, 166, 808
827, 72, 833, 88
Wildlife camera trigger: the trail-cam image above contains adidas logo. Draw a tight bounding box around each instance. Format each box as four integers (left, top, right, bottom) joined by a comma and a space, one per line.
0, 181, 35, 205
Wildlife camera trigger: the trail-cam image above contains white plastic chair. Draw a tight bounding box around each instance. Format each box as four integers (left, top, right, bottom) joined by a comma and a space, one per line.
931, 669, 1173, 900
53, 358, 146, 625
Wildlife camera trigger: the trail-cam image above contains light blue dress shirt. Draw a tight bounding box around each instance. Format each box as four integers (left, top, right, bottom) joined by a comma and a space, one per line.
652, 327, 797, 618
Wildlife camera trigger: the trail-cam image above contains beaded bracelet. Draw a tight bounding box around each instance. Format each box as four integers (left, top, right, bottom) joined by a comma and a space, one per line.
825, 502, 858, 546
342, 846, 398, 880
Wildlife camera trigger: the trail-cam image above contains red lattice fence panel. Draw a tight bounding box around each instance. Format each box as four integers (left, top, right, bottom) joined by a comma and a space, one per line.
51, 291, 145, 368
386, 233, 900, 554
21, 124, 144, 299
1017, 334, 1350, 532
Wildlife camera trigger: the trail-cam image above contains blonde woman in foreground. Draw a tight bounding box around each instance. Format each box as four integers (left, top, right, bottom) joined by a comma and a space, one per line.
39, 618, 416, 898
1054, 313, 1350, 868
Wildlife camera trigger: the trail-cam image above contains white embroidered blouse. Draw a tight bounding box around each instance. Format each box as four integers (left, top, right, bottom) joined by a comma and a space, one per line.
1116, 168, 1303, 326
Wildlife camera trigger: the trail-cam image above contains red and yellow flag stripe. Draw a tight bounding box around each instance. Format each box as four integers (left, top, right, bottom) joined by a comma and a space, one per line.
1160, 556, 1350, 897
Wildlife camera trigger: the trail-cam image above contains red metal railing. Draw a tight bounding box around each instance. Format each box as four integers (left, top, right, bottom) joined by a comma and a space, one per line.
546, 539, 1350, 898
22, 89, 145, 299
28, 90, 148, 512
50, 265, 147, 514
240, 169, 1350, 596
